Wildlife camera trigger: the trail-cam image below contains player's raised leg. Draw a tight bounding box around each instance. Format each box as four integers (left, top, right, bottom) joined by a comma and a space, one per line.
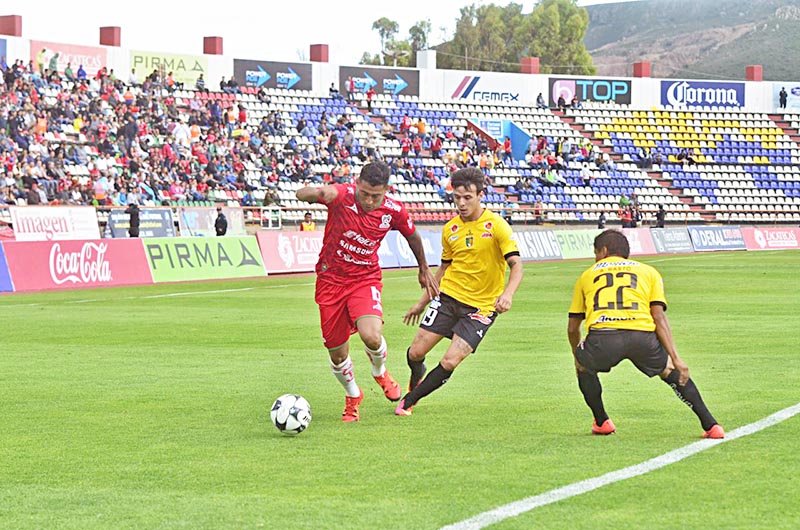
396, 333, 471, 416
357, 316, 401, 401
407, 328, 444, 391
350, 284, 401, 402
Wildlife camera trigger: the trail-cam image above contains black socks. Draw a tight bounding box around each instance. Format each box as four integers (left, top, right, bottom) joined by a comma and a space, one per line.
663, 370, 718, 431
577, 371, 609, 425
406, 348, 427, 392
402, 362, 452, 409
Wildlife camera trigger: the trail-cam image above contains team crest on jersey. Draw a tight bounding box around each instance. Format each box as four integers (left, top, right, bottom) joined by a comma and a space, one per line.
465, 231, 474, 248
450, 224, 459, 233
484, 221, 493, 230
380, 214, 392, 229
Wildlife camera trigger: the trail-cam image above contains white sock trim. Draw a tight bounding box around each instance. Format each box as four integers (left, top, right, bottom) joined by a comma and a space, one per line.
331, 356, 360, 397
365, 336, 387, 377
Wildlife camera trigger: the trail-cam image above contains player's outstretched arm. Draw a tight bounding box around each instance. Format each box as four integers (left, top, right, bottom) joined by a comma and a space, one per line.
494, 255, 523, 313
403, 261, 449, 326
404, 230, 439, 301
296, 185, 339, 205
651, 304, 690, 384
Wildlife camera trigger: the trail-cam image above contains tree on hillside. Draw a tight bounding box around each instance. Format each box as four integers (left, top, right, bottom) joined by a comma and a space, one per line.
361, 18, 432, 67
372, 17, 400, 53
435, 0, 595, 74
409, 19, 432, 52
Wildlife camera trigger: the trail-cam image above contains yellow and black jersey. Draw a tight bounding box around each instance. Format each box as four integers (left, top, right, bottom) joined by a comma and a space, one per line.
440, 209, 519, 313
569, 256, 666, 332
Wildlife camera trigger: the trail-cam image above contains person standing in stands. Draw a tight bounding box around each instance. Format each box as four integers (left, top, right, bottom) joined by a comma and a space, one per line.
126, 202, 140, 238
300, 211, 316, 231
214, 207, 228, 236
567, 229, 724, 439
295, 161, 438, 422
346, 76, 355, 103
779, 87, 788, 110
655, 205, 666, 228
366, 86, 376, 113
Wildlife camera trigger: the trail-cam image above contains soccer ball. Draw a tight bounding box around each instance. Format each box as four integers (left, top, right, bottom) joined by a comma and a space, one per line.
270, 394, 312, 435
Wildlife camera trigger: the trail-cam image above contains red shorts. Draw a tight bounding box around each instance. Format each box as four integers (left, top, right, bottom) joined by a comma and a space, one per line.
315, 277, 384, 349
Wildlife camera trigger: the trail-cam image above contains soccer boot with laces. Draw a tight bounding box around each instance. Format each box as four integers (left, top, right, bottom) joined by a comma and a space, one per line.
702, 424, 725, 439
592, 419, 616, 435
373, 371, 401, 402
342, 388, 363, 422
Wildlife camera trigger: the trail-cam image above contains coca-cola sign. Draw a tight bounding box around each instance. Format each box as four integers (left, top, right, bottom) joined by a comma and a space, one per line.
49, 242, 112, 285
3, 239, 153, 292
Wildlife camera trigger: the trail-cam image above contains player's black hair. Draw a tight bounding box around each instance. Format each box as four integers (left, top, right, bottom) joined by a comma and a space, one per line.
450, 167, 484, 193
594, 229, 630, 259
358, 161, 391, 187
304, 211, 312, 216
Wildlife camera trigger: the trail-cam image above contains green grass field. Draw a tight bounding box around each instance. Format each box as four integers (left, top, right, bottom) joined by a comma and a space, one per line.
2, 251, 799, 529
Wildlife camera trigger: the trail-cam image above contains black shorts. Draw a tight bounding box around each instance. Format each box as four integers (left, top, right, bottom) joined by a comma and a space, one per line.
575, 329, 668, 377
419, 292, 497, 352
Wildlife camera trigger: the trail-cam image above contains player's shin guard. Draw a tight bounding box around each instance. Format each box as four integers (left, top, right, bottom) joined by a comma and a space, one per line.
331, 356, 361, 398
663, 370, 718, 431
577, 371, 609, 425
364, 336, 388, 377
406, 348, 427, 391
401, 362, 451, 409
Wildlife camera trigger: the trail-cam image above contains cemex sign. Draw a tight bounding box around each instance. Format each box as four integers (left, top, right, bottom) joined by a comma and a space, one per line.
549, 78, 631, 106
451, 76, 520, 103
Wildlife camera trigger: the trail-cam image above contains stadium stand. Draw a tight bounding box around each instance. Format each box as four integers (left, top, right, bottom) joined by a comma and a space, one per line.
1, 57, 799, 229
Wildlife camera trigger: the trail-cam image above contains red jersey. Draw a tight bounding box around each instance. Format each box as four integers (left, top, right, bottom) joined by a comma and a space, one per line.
317, 183, 415, 283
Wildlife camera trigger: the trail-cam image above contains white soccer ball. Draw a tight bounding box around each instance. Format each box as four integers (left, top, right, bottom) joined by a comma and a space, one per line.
270, 394, 312, 435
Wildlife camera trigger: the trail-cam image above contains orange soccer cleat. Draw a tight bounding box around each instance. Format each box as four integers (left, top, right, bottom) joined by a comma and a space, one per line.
592, 419, 616, 435
342, 389, 363, 422
373, 371, 401, 402
702, 424, 725, 439
394, 398, 413, 417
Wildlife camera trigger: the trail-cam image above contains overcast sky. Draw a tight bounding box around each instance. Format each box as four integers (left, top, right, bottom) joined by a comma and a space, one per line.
8, 0, 638, 65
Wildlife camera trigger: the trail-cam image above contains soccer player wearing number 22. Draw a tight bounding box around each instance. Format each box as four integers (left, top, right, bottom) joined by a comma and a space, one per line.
567, 230, 724, 438
395, 168, 523, 415
296, 162, 439, 422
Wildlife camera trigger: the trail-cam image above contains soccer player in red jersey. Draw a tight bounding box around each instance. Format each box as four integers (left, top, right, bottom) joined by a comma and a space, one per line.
296, 162, 439, 422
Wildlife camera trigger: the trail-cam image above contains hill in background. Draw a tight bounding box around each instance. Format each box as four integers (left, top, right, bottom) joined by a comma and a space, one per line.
585, 0, 800, 81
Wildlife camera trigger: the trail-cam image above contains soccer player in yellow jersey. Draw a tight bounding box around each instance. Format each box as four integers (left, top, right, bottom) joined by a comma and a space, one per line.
395, 167, 523, 415
568, 230, 724, 439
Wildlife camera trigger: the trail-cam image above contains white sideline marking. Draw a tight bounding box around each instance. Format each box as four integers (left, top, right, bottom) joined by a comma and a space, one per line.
441, 402, 800, 530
